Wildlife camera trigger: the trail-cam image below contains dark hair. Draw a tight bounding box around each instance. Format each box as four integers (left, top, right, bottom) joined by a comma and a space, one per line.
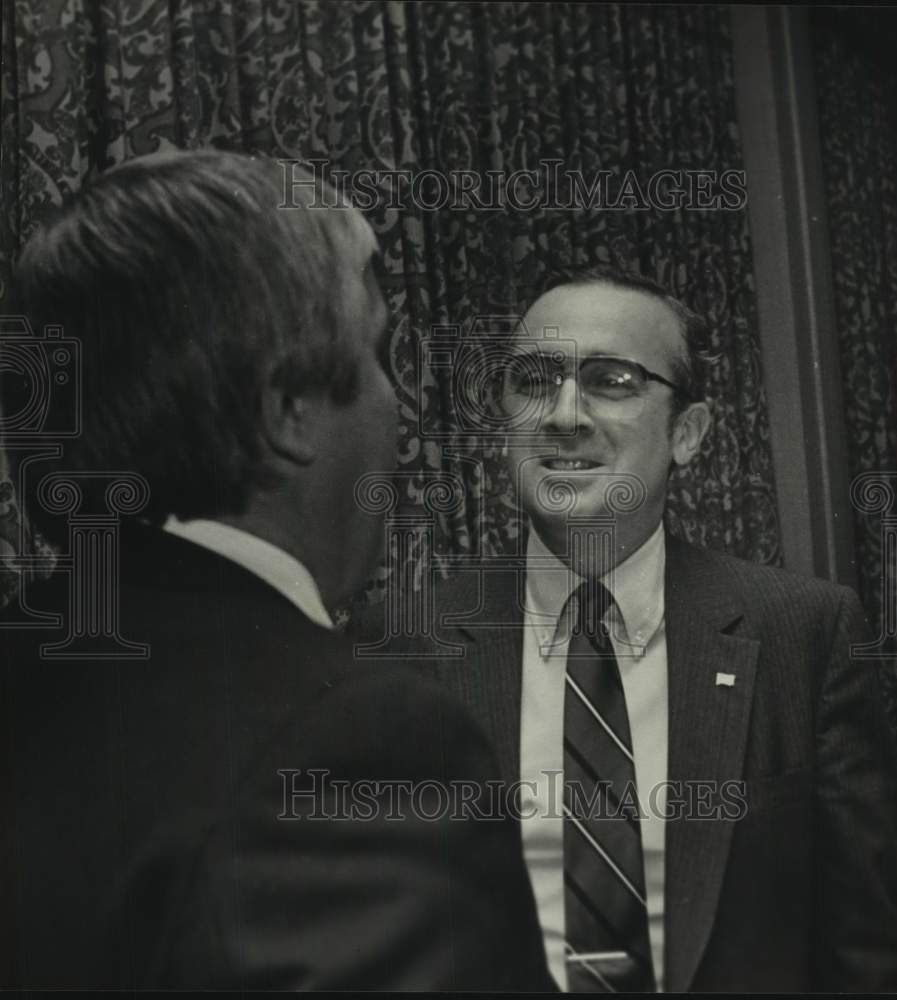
4, 149, 377, 533
529, 263, 709, 410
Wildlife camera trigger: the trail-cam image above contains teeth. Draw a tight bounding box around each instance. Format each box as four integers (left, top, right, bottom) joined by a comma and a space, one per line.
544, 459, 599, 470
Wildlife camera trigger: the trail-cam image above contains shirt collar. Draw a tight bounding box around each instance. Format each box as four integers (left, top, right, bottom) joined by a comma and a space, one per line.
525, 521, 666, 653
163, 517, 334, 631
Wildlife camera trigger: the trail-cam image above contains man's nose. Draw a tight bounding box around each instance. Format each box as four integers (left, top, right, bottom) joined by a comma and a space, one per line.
541, 375, 591, 433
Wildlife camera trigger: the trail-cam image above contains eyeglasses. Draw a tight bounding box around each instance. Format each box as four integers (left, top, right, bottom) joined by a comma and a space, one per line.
498, 352, 680, 421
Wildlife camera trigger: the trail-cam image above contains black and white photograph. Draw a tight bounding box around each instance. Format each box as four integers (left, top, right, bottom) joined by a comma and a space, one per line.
0, 1, 895, 991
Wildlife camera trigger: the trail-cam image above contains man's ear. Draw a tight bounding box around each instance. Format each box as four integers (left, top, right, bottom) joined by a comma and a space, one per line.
671, 400, 711, 466
260, 381, 317, 466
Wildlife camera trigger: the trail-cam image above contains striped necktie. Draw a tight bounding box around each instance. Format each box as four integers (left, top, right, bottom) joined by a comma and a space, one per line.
563, 579, 655, 992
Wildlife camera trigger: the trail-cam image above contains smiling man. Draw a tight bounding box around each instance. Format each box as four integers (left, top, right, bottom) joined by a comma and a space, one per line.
363, 266, 897, 992
502, 277, 710, 577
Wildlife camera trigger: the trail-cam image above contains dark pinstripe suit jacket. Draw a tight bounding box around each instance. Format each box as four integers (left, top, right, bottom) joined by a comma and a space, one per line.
355, 533, 897, 992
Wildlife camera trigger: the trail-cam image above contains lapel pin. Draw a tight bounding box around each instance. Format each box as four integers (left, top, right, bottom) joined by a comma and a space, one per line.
716, 672, 736, 687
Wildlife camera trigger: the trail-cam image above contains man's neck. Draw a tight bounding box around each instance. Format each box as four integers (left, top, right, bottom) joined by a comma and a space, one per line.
529, 517, 665, 579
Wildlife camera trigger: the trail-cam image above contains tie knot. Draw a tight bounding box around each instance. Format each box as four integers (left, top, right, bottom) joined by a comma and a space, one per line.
572, 579, 614, 641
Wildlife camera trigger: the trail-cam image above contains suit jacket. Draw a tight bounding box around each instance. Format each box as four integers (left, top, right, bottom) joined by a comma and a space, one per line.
0, 525, 554, 990
353, 533, 897, 992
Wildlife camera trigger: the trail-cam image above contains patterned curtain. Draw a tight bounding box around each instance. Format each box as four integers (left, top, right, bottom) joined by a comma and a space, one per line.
810, 9, 897, 686
0, 1, 779, 609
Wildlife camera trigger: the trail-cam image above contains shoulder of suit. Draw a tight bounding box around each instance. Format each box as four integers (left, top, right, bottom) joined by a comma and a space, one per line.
272, 656, 504, 783
665, 533, 861, 622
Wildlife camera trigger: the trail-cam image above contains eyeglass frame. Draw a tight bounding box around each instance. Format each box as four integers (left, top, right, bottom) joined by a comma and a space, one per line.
497, 351, 683, 409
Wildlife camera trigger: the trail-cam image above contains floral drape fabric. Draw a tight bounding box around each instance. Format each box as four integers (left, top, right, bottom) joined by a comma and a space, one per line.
0, 1, 779, 607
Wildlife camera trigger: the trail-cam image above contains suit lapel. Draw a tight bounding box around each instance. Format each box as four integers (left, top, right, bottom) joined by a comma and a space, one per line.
436, 567, 526, 787
662, 536, 760, 993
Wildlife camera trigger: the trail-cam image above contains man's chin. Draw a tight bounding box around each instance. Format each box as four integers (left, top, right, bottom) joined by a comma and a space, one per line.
520, 464, 657, 519
521, 479, 611, 525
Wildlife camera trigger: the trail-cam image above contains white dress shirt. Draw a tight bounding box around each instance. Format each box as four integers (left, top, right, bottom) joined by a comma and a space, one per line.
519, 522, 668, 991
163, 517, 334, 631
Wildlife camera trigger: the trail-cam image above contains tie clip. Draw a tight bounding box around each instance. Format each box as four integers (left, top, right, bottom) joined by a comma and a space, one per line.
566, 951, 629, 963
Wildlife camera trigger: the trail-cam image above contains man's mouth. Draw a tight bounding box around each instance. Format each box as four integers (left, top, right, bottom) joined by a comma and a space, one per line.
541, 458, 602, 471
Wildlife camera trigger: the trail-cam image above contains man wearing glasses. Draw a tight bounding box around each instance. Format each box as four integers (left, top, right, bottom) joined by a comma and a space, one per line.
369, 267, 897, 992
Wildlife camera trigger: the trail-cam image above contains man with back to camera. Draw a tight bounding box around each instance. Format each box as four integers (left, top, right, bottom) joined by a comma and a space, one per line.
0, 149, 555, 990
357, 265, 897, 992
